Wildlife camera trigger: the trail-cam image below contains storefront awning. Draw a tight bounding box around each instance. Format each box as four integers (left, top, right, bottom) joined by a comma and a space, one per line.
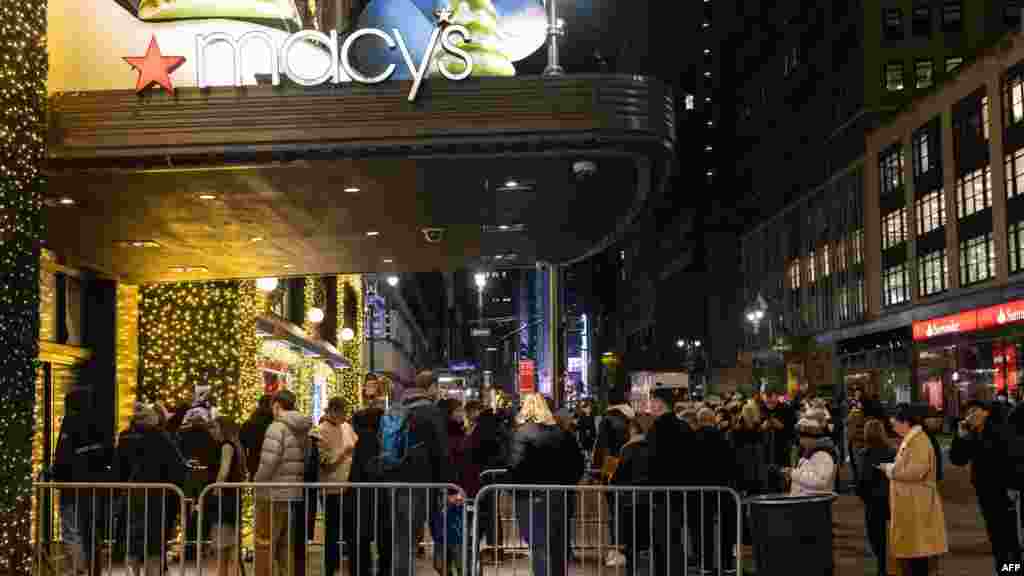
256, 315, 351, 370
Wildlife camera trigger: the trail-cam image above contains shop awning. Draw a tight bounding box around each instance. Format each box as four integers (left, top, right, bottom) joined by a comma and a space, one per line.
256, 315, 351, 370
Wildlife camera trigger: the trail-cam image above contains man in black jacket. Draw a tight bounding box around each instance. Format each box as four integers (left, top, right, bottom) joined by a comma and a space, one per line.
647, 387, 692, 576
390, 370, 450, 576
950, 400, 1021, 573
594, 391, 634, 566
691, 407, 735, 573
53, 387, 111, 576
761, 388, 797, 469
348, 379, 390, 576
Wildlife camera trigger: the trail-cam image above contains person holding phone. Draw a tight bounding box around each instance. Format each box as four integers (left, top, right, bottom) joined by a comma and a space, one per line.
855, 419, 896, 576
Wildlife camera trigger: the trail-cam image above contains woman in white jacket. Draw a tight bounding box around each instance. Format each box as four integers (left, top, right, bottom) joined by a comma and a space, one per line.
319, 397, 359, 576
786, 435, 838, 496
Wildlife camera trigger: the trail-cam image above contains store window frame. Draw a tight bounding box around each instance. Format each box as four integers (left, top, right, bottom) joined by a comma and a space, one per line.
959, 232, 996, 286
880, 145, 905, 195
853, 228, 864, 264
885, 61, 906, 92
956, 165, 993, 219
1011, 221, 1024, 274
1007, 148, 1024, 200
882, 207, 909, 250
919, 248, 948, 296
1005, 71, 1024, 126
946, 57, 964, 74
916, 188, 946, 235
942, 0, 962, 33
913, 129, 933, 178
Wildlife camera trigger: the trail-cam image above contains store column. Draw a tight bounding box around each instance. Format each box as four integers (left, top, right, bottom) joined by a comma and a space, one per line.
989, 72, 1010, 283
942, 105, 961, 291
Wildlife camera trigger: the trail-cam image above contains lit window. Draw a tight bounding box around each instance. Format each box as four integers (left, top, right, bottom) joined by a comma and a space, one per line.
912, 2, 931, 36
919, 249, 948, 296
822, 244, 831, 277
1006, 148, 1024, 199
808, 251, 816, 283
913, 130, 931, 177
884, 8, 904, 40
882, 207, 908, 250
1006, 74, 1024, 125
983, 95, 991, 140
915, 59, 934, 89
960, 232, 995, 285
956, 165, 993, 219
1011, 221, 1024, 273
685, 94, 695, 110
789, 260, 801, 289
885, 62, 905, 92
704, 71, 712, 78
915, 189, 946, 234
882, 263, 910, 307
946, 56, 963, 73
852, 229, 864, 264
879, 146, 905, 195
836, 238, 848, 271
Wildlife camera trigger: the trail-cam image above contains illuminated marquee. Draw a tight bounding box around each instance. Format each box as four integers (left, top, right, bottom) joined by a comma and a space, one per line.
913, 298, 1024, 340
194, 10, 472, 102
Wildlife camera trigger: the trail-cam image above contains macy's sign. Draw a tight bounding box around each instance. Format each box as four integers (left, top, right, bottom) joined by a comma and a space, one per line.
194, 12, 472, 102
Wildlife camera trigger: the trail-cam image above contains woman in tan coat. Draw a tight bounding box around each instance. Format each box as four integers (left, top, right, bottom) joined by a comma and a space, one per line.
881, 404, 947, 576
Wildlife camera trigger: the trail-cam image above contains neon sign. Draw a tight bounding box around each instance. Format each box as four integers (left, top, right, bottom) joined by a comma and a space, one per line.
194, 9, 472, 101
913, 298, 1024, 340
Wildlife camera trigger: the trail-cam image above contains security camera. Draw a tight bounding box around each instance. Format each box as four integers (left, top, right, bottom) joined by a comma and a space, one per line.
422, 227, 446, 243
572, 160, 597, 179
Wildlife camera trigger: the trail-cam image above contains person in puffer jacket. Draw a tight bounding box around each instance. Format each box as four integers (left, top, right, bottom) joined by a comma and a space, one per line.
253, 390, 313, 576
787, 433, 837, 496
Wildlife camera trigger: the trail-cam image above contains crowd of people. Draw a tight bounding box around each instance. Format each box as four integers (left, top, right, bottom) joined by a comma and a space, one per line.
48, 371, 1024, 576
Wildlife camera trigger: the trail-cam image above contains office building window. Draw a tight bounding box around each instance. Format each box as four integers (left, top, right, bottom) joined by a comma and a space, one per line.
789, 260, 801, 289
837, 238, 848, 271
822, 243, 831, 277
1008, 1, 1022, 28
916, 189, 946, 234
880, 146, 905, 194
885, 62, 905, 91
919, 249, 948, 296
684, 93, 695, 110
882, 208, 908, 249
915, 60, 934, 89
808, 251, 816, 283
983, 95, 991, 140
1007, 73, 1024, 125
1010, 221, 1024, 273
942, 0, 962, 32
882, 263, 910, 307
946, 57, 963, 73
838, 284, 850, 322
913, 130, 932, 177
960, 232, 995, 285
1007, 148, 1024, 199
853, 229, 864, 264
956, 166, 993, 219
912, 2, 931, 36
884, 8, 904, 40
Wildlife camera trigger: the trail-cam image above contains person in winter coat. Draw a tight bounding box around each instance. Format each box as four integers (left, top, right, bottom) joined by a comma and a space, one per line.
646, 387, 692, 576
691, 407, 736, 573
318, 397, 358, 576
761, 389, 797, 469
504, 392, 583, 576
950, 400, 1021, 573
115, 403, 188, 576
576, 399, 598, 459
846, 406, 867, 482
241, 395, 275, 481
470, 408, 506, 564
856, 419, 896, 576
52, 387, 112, 576
388, 371, 451, 576
594, 393, 635, 567
786, 433, 837, 496
610, 415, 653, 576
348, 390, 390, 576
881, 404, 948, 576
206, 416, 247, 576
253, 389, 313, 576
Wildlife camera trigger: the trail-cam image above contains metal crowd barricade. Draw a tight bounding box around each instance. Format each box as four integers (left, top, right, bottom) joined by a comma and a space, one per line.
196, 482, 468, 576
470, 484, 744, 576
33, 482, 189, 576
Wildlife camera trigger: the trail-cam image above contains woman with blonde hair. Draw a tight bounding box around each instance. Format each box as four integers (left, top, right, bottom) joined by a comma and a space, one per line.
505, 393, 583, 576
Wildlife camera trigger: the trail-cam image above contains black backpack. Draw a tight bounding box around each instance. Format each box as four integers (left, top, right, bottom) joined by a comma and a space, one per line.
304, 437, 320, 483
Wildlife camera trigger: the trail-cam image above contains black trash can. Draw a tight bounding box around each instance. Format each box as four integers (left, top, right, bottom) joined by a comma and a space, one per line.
747, 493, 836, 576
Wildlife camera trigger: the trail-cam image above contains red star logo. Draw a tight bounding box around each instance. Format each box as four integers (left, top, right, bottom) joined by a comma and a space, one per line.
123, 35, 186, 94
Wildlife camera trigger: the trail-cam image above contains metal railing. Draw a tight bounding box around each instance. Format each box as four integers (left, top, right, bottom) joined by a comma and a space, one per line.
470, 484, 744, 576
33, 482, 189, 576
195, 482, 467, 576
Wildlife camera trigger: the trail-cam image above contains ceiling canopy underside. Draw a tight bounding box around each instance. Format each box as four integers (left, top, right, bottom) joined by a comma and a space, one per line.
44, 75, 675, 283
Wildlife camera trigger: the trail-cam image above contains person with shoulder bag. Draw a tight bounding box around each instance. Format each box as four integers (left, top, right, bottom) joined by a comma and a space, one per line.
318, 397, 359, 576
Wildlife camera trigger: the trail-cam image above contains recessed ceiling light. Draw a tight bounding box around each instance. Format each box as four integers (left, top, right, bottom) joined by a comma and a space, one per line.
121, 240, 161, 249
251, 236, 264, 242
344, 186, 360, 193
57, 197, 76, 206
366, 231, 380, 237
383, 258, 394, 264
505, 180, 518, 188
499, 225, 510, 231
170, 265, 208, 273
198, 194, 217, 200
283, 264, 294, 269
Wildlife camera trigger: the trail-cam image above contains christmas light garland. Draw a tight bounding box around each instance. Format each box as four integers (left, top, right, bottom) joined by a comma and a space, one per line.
337, 275, 364, 417
0, 0, 47, 568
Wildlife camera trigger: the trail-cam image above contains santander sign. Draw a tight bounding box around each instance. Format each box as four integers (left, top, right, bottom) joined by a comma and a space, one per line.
913, 298, 1024, 341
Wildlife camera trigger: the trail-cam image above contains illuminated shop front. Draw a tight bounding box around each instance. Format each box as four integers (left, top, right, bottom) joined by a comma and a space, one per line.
912, 299, 1024, 416
837, 328, 913, 405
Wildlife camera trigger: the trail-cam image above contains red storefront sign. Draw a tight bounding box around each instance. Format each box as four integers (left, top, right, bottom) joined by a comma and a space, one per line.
911, 310, 978, 341
913, 298, 1024, 341
519, 360, 536, 393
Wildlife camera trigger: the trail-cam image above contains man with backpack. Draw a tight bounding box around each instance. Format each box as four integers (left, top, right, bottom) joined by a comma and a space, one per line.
374, 370, 450, 576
